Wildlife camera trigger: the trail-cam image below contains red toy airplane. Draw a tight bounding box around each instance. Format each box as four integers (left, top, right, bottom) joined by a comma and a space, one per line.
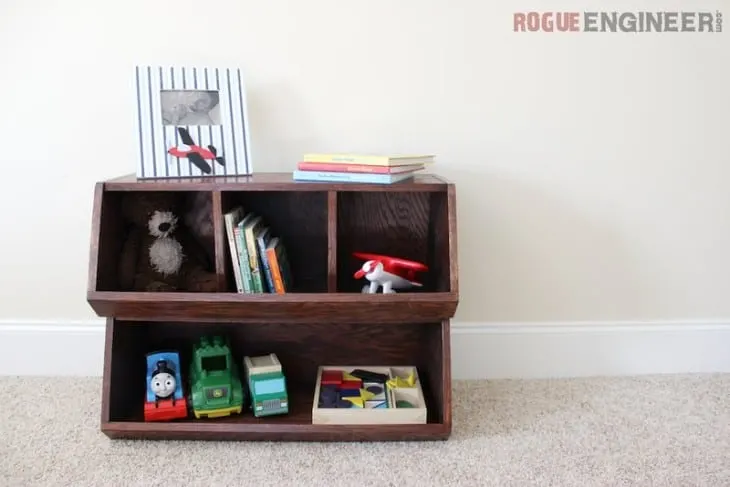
167, 127, 225, 174
353, 252, 429, 294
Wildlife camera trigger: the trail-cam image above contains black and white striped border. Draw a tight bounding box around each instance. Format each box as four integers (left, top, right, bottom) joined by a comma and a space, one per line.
134, 65, 253, 179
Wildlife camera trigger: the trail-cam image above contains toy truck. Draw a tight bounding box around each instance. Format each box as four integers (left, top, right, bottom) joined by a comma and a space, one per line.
189, 336, 244, 419
243, 353, 289, 417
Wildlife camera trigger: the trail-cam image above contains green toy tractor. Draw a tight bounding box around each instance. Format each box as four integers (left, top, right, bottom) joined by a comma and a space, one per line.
188, 336, 244, 419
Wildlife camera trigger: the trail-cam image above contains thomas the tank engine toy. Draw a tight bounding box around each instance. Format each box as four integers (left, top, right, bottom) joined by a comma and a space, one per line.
144, 351, 188, 422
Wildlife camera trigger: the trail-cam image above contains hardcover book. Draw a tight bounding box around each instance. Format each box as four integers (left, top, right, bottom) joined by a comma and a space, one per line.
297, 162, 424, 174
292, 170, 416, 184
301, 153, 434, 166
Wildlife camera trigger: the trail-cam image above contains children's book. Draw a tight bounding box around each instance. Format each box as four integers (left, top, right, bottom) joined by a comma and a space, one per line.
225, 208, 295, 293
297, 161, 424, 174
292, 170, 416, 184
265, 237, 293, 293
223, 207, 245, 293
235, 213, 257, 293
255, 226, 276, 293
242, 215, 266, 292
301, 153, 434, 166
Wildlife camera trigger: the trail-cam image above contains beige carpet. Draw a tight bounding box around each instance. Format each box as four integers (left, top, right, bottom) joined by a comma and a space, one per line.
1, 374, 728, 486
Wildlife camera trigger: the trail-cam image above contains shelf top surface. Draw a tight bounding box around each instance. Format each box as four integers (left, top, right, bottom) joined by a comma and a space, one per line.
101, 172, 452, 192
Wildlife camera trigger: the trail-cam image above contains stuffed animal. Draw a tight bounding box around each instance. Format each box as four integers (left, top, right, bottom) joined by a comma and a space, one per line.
117, 192, 219, 292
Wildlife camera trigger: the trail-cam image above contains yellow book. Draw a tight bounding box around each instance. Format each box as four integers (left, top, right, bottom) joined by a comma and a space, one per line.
302, 153, 435, 166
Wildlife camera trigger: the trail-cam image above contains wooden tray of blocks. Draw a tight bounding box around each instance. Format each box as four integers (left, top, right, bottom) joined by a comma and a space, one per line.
312, 365, 427, 425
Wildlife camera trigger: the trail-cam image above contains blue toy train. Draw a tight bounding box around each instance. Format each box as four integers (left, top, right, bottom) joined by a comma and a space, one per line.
144, 351, 188, 421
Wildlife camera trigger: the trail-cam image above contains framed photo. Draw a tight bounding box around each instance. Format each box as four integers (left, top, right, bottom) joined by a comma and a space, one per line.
134, 65, 253, 179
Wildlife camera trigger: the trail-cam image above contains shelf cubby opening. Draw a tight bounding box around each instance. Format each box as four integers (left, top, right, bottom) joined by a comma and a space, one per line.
91, 189, 217, 293
218, 190, 329, 293
336, 190, 454, 293
102, 318, 451, 441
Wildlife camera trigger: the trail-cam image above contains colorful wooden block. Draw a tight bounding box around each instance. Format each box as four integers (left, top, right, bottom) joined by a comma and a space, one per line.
359, 389, 376, 401
350, 369, 389, 383
343, 397, 364, 408
321, 370, 343, 385
339, 388, 360, 398
340, 380, 362, 389
342, 372, 360, 381
364, 382, 386, 401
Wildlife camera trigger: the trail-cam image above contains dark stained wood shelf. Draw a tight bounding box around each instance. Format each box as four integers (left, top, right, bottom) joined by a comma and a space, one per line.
88, 172, 458, 441
88, 291, 458, 323
102, 172, 452, 192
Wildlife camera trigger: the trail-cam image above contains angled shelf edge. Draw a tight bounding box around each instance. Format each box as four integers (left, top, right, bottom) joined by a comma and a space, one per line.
87, 291, 459, 323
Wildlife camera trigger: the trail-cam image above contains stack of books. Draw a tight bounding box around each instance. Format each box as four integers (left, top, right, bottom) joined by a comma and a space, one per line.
223, 206, 293, 294
293, 153, 434, 184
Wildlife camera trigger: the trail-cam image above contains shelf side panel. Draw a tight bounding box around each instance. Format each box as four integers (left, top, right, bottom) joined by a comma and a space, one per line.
447, 185, 459, 294
422, 320, 452, 429
88, 182, 104, 292
105, 319, 148, 425
211, 190, 228, 291
100, 318, 114, 424
90, 187, 124, 292
327, 190, 337, 292
426, 186, 457, 293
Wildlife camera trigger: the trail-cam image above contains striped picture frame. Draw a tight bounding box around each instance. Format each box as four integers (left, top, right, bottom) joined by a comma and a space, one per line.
134, 65, 253, 179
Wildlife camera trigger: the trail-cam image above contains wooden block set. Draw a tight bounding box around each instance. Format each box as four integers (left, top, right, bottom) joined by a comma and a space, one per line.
86, 172, 458, 442
313, 366, 427, 425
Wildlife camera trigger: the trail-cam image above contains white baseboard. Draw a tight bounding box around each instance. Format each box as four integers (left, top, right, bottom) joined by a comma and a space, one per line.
1, 320, 729, 379
0, 321, 106, 376
452, 321, 730, 379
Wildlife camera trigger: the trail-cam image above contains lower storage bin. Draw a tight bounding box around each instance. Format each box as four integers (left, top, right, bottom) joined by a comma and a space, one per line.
100, 318, 452, 441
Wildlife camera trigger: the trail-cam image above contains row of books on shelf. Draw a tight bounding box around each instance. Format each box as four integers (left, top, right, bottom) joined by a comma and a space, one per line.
293, 153, 435, 184
224, 206, 293, 294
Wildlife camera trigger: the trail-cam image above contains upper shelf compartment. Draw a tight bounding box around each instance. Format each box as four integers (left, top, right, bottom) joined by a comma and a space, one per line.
337, 190, 457, 295
87, 173, 458, 323
88, 185, 220, 294
218, 189, 329, 293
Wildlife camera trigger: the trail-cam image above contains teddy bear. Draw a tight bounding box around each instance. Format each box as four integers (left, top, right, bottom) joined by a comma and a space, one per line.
117, 191, 219, 292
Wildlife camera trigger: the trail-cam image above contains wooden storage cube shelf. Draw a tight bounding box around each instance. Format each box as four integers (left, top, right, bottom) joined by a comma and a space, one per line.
101, 318, 452, 441
90, 173, 458, 442
219, 190, 328, 293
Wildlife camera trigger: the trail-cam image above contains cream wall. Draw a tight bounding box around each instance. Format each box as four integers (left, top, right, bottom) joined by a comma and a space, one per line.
0, 0, 727, 325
